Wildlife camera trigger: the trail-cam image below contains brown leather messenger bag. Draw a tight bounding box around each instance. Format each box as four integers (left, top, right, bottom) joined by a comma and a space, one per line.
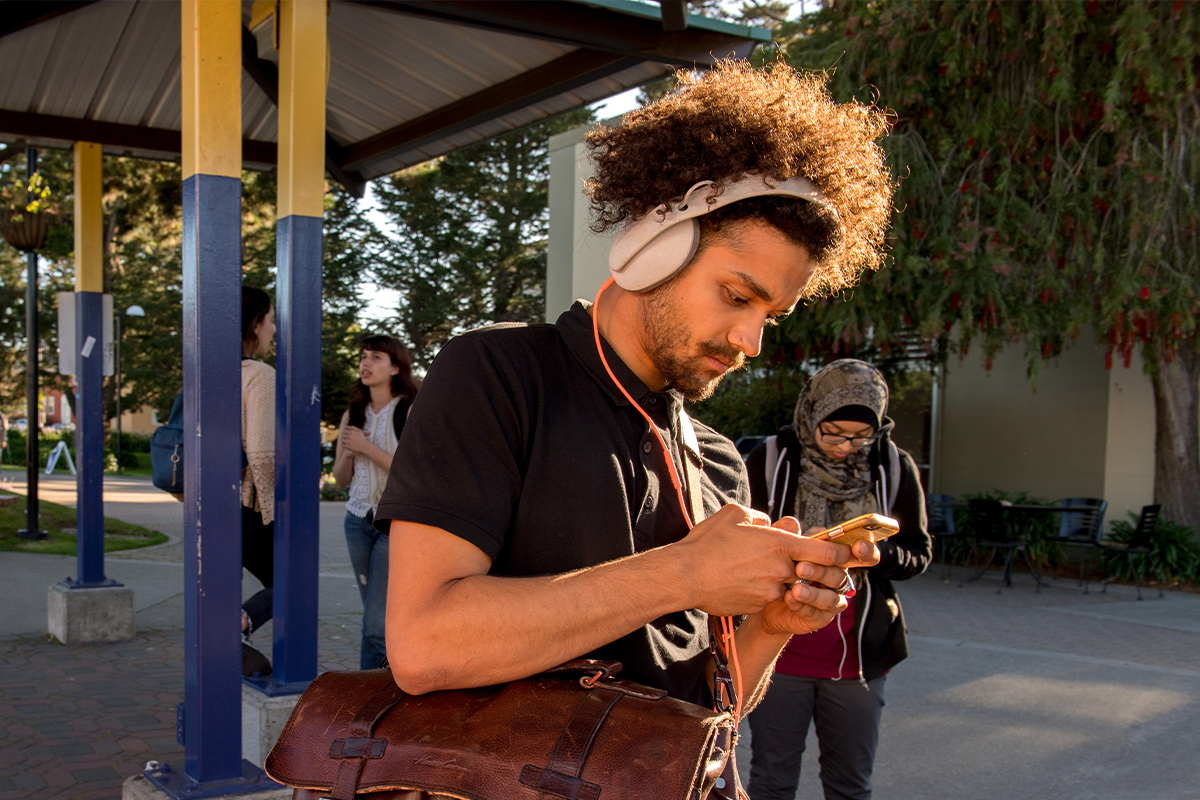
264, 657, 738, 800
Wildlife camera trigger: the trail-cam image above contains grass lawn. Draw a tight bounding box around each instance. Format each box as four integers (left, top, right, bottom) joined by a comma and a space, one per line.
0, 490, 168, 555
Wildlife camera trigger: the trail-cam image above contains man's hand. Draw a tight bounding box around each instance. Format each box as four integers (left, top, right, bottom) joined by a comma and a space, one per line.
673, 504, 879, 628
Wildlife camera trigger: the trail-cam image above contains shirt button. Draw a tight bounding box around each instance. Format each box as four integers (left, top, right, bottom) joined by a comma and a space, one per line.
648, 396, 658, 406
642, 441, 653, 454
644, 497, 653, 509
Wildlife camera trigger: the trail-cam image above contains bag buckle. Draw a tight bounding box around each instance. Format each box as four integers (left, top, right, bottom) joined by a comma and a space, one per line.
579, 669, 605, 689
713, 664, 737, 714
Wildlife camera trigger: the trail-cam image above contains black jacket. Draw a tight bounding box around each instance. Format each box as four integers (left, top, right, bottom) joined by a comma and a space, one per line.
745, 424, 932, 681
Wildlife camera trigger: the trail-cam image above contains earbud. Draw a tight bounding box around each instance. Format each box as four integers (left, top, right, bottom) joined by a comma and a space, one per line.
607, 174, 835, 293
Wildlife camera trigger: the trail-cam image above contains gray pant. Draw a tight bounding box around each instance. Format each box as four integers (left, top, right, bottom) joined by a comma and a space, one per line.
747, 673, 886, 800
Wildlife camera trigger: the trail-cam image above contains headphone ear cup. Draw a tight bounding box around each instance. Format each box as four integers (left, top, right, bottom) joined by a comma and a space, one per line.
609, 219, 701, 292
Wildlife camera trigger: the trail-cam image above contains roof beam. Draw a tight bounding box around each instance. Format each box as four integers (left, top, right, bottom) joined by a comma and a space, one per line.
0, 1, 98, 40
659, 1, 688, 32
349, 0, 757, 66
240, 26, 368, 198
0, 110, 277, 166
342, 48, 638, 174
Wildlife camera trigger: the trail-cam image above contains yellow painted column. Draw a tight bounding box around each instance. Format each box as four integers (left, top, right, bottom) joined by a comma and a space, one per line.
181, 0, 242, 181
277, 0, 327, 218
72, 142, 103, 292
271, 0, 326, 683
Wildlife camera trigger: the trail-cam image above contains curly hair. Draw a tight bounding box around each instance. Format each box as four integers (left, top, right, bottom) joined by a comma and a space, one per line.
586, 60, 894, 296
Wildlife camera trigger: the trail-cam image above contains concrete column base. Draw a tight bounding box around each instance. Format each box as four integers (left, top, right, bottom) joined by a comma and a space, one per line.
47, 583, 135, 643
242, 685, 301, 767
122, 774, 291, 800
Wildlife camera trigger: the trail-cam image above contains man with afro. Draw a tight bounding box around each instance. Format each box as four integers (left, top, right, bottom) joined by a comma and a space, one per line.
375, 58, 895, 754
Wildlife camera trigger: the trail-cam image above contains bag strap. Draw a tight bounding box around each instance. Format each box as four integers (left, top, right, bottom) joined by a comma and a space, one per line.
519, 687, 623, 800
327, 675, 407, 800
678, 411, 739, 717
678, 410, 704, 528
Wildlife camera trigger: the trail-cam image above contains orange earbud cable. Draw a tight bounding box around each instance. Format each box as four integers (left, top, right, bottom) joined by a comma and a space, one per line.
591, 277, 746, 723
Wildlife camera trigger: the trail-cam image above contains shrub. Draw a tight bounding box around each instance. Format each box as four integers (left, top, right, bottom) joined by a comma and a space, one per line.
1101, 513, 1200, 586
319, 473, 349, 502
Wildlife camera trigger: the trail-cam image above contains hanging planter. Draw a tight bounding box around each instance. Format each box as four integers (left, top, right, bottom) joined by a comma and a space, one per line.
0, 212, 53, 252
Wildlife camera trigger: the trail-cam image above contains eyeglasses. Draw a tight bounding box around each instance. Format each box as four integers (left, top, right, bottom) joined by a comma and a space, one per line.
818, 427, 880, 448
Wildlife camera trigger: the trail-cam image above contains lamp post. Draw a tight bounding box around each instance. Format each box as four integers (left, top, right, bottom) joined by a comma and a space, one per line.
114, 304, 145, 474
10, 147, 47, 540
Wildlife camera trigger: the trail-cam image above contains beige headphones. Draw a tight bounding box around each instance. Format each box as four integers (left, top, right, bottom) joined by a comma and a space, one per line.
606, 174, 836, 292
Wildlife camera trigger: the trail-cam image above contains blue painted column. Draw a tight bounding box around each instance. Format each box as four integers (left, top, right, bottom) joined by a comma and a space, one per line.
72, 290, 108, 586
180, 171, 244, 784
271, 215, 322, 689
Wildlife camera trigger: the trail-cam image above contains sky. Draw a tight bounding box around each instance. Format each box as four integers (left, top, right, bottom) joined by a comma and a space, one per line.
358, 87, 645, 326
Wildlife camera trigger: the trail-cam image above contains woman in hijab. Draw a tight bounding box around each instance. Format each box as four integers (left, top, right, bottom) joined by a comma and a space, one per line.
744, 359, 931, 800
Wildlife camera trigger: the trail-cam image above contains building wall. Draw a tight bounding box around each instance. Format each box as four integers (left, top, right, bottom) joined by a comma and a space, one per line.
1102, 349, 1157, 525
546, 124, 616, 321
935, 333, 1156, 529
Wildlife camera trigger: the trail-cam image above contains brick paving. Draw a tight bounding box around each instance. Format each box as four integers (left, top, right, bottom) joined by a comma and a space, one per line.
0, 615, 364, 800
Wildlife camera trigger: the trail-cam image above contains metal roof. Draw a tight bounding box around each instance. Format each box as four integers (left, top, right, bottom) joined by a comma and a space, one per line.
0, 0, 768, 194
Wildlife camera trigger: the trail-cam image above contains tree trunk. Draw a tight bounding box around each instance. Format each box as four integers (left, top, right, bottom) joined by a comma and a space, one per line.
1150, 338, 1200, 531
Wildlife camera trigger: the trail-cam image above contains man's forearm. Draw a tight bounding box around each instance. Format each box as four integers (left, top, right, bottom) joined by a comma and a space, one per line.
386, 528, 696, 695
728, 613, 793, 714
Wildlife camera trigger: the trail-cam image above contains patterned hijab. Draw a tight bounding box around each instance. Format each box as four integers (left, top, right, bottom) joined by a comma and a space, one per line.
792, 359, 891, 531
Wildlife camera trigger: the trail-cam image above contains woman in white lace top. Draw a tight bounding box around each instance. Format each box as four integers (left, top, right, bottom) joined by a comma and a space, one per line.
332, 335, 419, 669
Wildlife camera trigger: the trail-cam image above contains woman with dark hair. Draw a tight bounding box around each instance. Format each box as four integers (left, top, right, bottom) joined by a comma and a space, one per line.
332, 335, 419, 669
240, 286, 276, 675
744, 359, 931, 800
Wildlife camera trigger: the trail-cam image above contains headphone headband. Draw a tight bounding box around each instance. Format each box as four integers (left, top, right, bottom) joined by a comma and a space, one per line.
607, 174, 835, 292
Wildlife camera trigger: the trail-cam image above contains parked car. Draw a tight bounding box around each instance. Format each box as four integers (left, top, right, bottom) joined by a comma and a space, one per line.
10, 417, 27, 432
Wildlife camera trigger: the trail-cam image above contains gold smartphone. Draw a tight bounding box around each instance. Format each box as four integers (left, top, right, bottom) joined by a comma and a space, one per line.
807, 513, 899, 544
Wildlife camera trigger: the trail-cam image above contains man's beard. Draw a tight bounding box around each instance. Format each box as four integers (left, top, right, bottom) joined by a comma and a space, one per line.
638, 284, 746, 401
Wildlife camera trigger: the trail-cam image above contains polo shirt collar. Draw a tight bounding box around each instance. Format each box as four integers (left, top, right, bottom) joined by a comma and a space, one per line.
556, 300, 683, 418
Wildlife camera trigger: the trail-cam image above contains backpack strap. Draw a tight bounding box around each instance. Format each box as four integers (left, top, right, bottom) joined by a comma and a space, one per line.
886, 441, 901, 513
677, 410, 704, 527
762, 435, 780, 519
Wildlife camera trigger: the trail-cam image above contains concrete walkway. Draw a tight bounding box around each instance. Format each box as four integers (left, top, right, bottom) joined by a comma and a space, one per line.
2, 475, 1199, 799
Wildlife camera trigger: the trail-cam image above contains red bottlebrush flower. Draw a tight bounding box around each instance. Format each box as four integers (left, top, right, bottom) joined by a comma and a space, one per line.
959, 181, 973, 193
966, 137, 977, 149
1104, 350, 1113, 370
1123, 349, 1133, 369
1093, 197, 1111, 215
1099, 41, 1112, 57
1140, 286, 1150, 300
938, 64, 948, 76
1057, 253, 1066, 270
1041, 340, 1053, 358
1087, 0, 1098, 16
984, 354, 994, 371
950, 291, 961, 310
1043, 156, 1053, 173
1174, 0, 1185, 14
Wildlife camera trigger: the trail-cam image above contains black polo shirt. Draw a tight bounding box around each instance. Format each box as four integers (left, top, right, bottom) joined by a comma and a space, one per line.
375, 300, 749, 703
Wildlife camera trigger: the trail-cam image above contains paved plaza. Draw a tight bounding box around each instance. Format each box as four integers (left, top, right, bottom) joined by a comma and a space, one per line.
2, 473, 1198, 799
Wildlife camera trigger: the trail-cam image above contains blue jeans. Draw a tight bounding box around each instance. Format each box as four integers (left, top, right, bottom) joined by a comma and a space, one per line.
747, 674, 887, 800
344, 510, 389, 670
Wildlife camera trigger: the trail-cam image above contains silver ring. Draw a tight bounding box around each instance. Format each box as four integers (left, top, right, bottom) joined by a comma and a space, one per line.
832, 573, 853, 595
